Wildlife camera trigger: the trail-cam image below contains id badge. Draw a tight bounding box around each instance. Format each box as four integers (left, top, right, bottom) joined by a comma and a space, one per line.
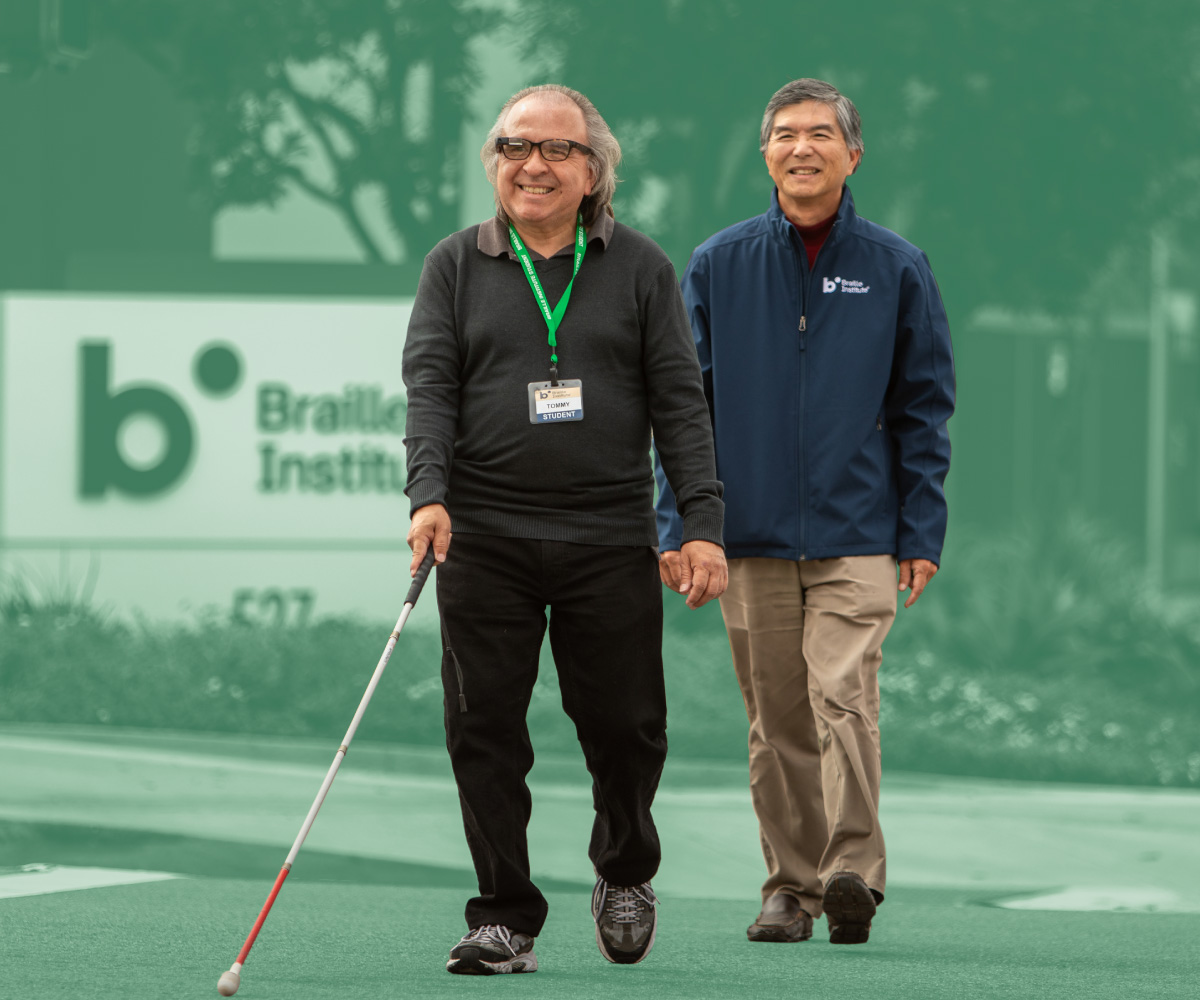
528, 380, 584, 423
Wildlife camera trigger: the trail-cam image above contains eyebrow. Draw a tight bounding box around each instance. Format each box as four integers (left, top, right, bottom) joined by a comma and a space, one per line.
773, 122, 837, 136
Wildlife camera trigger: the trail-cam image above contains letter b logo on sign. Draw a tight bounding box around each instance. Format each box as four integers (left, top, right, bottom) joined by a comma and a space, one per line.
823, 277, 838, 293
80, 343, 194, 497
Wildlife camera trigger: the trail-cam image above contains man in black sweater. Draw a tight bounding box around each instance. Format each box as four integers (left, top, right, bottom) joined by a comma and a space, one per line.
402, 84, 726, 975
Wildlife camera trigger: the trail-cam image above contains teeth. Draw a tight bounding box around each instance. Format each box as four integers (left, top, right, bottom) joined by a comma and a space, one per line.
521, 186, 553, 193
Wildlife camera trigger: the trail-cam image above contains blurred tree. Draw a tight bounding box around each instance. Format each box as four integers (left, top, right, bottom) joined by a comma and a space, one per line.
520, 0, 1200, 312
89, 0, 1200, 298
98, 0, 497, 262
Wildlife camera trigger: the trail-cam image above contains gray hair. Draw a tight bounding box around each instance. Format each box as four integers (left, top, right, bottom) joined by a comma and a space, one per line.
759, 79, 864, 160
480, 84, 621, 227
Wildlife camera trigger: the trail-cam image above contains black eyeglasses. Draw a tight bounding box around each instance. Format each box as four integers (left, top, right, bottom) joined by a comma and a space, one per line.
496, 137, 595, 162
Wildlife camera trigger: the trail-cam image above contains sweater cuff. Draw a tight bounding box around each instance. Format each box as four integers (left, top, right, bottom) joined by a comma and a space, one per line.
405, 478, 448, 518
680, 512, 725, 548
897, 534, 942, 567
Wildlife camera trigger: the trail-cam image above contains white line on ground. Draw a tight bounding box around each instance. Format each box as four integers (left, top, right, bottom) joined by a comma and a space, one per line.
0, 864, 180, 900
4, 729, 1200, 908
996, 886, 1199, 913
0, 733, 745, 803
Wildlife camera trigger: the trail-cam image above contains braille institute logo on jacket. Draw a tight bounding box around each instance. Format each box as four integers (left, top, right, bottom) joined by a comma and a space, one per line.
822, 276, 871, 294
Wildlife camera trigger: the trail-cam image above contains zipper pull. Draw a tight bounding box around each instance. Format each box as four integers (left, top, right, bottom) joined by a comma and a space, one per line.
799, 315, 807, 332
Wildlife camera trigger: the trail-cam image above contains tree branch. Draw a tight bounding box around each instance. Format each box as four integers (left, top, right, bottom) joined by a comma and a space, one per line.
334, 39, 387, 117
250, 139, 388, 264
279, 67, 374, 160
269, 71, 393, 263
278, 69, 352, 192
333, 187, 389, 266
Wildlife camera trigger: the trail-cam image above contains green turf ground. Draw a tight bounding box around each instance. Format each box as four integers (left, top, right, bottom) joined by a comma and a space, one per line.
2, 725, 1198, 999
3, 880, 1194, 1000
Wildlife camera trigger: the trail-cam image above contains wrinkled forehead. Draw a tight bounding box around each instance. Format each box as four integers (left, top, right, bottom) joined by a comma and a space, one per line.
771, 100, 844, 138
502, 94, 588, 141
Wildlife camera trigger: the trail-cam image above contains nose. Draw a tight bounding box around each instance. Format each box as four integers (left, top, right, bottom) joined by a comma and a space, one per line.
521, 147, 553, 174
789, 134, 814, 157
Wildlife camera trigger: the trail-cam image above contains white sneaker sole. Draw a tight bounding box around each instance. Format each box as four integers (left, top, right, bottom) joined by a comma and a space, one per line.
446, 950, 538, 975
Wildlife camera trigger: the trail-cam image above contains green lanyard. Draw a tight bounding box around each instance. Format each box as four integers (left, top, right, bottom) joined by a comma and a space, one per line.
509, 214, 587, 382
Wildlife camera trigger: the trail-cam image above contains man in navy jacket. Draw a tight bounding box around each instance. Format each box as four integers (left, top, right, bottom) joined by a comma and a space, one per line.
656, 78, 954, 946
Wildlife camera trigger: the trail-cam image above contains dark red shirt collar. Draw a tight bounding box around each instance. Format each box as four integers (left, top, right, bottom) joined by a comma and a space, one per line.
790, 210, 837, 269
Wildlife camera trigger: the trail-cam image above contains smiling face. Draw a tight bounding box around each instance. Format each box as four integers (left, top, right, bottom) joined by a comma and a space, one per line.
764, 100, 862, 223
495, 95, 595, 246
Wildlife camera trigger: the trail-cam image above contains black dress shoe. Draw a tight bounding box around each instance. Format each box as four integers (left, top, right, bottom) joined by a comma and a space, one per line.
747, 892, 813, 942
822, 871, 877, 944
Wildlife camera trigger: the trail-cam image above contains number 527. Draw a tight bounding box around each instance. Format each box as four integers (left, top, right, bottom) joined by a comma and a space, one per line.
231, 588, 315, 626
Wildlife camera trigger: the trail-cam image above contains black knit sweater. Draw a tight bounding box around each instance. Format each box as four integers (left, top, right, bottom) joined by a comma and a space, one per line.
402, 217, 724, 548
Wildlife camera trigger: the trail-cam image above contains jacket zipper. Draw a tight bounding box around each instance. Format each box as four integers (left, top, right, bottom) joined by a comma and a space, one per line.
795, 233, 810, 562
794, 218, 841, 562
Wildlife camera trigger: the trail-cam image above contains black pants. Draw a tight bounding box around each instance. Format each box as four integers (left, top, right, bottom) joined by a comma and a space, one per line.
435, 532, 667, 935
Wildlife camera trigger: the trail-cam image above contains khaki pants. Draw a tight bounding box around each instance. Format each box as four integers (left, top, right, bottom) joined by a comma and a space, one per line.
720, 555, 897, 917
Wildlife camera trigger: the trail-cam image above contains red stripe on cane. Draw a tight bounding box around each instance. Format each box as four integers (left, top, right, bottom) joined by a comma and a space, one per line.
235, 866, 291, 964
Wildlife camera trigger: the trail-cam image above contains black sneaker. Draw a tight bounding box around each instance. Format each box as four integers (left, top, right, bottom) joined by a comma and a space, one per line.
822, 871, 877, 944
592, 877, 658, 964
446, 924, 538, 975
